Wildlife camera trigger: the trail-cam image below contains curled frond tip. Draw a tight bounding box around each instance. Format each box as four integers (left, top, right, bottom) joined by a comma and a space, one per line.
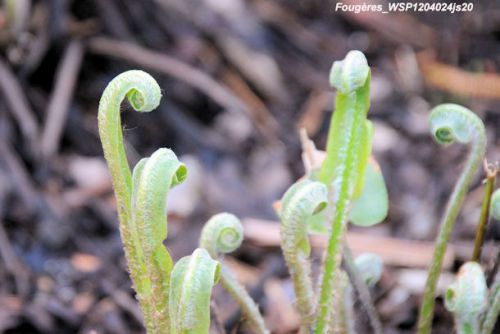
199, 213, 244, 257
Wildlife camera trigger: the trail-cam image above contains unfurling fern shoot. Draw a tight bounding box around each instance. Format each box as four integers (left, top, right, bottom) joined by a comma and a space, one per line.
200, 213, 269, 334
445, 262, 487, 334
278, 179, 327, 331
315, 50, 373, 334
99, 70, 220, 333
417, 104, 487, 334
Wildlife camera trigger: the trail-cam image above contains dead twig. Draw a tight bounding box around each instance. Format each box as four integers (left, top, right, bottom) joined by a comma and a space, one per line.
242, 218, 456, 269
0, 57, 39, 149
40, 40, 84, 159
0, 139, 39, 212
418, 51, 500, 100
0, 219, 30, 296
101, 280, 143, 324
472, 160, 498, 261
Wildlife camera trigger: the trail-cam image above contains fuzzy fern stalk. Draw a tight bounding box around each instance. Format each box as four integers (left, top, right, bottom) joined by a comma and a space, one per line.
481, 279, 500, 334
417, 104, 487, 334
99, 70, 169, 331
200, 213, 270, 334
445, 262, 487, 334
314, 50, 373, 334
341, 247, 383, 334
330, 253, 383, 334
98, 70, 219, 333
278, 179, 328, 332
330, 271, 356, 334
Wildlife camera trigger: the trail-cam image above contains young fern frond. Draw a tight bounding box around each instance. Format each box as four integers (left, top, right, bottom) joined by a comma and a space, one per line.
354, 253, 383, 288
278, 179, 328, 330
315, 50, 372, 334
200, 213, 244, 257
98, 70, 168, 331
169, 248, 220, 334
200, 213, 269, 334
99, 70, 218, 333
131, 148, 186, 330
298, 126, 385, 333
417, 104, 487, 334
445, 262, 488, 334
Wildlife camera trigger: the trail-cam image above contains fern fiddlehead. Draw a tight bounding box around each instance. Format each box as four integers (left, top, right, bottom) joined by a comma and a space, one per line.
131, 148, 186, 330
200, 213, 244, 257
278, 179, 328, 331
354, 252, 383, 288
314, 50, 373, 334
417, 104, 487, 334
445, 262, 488, 334
169, 248, 220, 334
200, 213, 269, 334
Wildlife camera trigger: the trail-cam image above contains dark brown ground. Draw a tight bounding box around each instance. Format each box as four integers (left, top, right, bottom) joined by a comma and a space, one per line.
0, 0, 499, 333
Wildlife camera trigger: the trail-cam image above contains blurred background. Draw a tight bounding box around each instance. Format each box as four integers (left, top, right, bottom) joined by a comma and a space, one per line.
0, 0, 499, 333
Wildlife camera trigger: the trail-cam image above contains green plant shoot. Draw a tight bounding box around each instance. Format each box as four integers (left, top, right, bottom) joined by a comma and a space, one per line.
417, 104, 486, 334
354, 253, 383, 288
200, 213, 269, 334
131, 148, 186, 330
314, 50, 374, 333
445, 262, 487, 334
300, 132, 388, 234
169, 248, 220, 334
278, 179, 327, 331
99, 70, 220, 333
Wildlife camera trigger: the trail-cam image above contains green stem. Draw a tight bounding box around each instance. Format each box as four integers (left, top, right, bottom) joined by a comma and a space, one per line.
219, 267, 269, 334
472, 163, 496, 262
417, 104, 486, 334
